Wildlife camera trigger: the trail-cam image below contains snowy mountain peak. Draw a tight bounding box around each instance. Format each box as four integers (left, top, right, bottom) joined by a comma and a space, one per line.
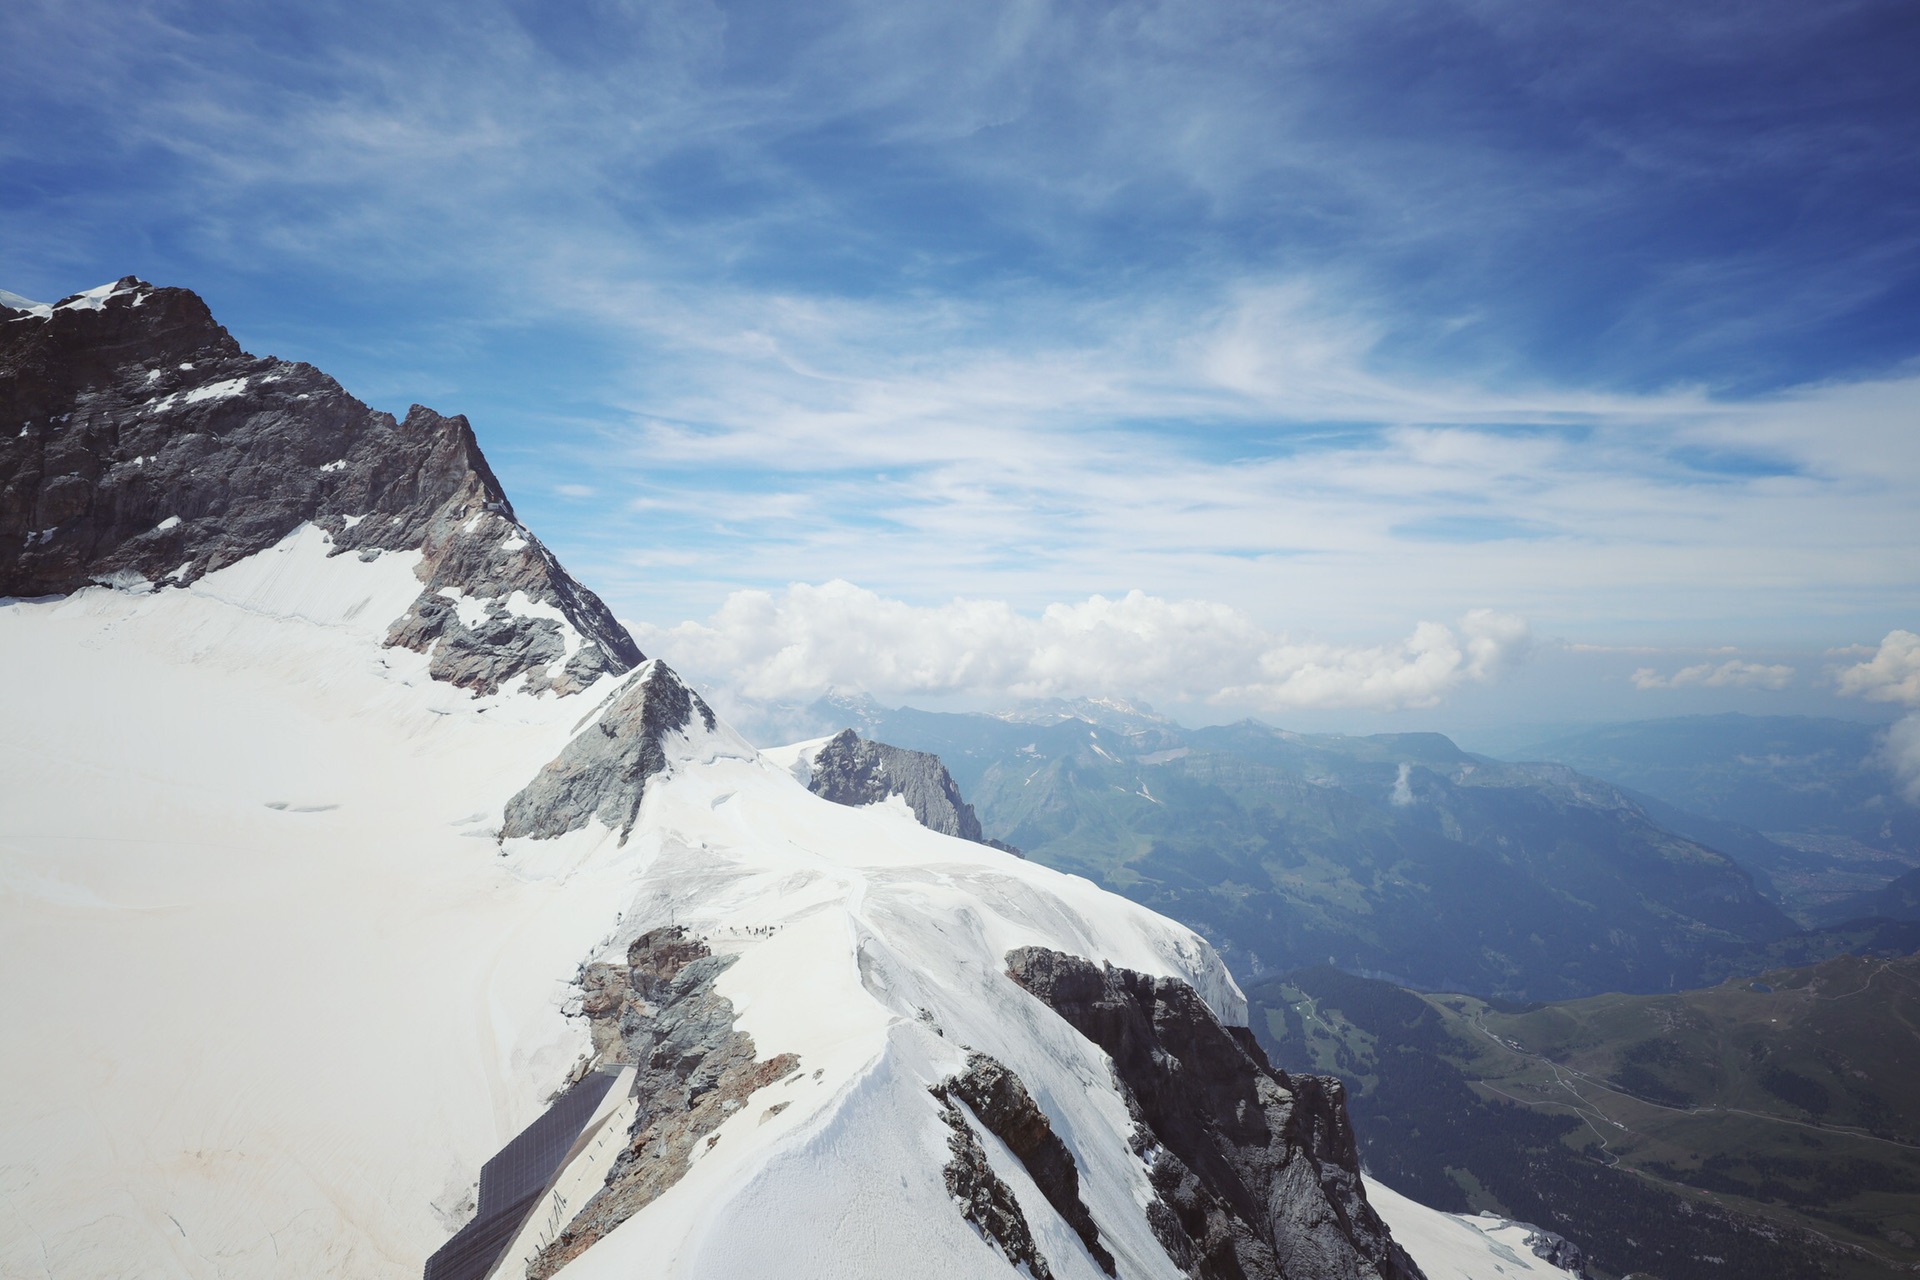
0, 278, 640, 696
2, 276, 153, 320
503, 658, 741, 843
997, 695, 1175, 734
1, 278, 1466, 1280
0, 286, 52, 317
771, 727, 1023, 855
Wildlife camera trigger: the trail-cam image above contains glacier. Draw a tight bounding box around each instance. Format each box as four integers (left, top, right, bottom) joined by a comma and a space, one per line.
0, 279, 1579, 1280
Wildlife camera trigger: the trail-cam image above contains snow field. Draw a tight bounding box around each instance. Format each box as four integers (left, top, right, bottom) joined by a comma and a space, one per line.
0, 526, 1241, 1279
0, 532, 635, 1277
537, 739, 1245, 1279
1362, 1179, 1582, 1280
0, 522, 1502, 1280
490, 1066, 640, 1276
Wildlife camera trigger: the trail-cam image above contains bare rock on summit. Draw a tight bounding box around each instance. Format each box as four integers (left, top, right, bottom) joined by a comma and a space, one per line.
531, 927, 800, 1279
1, 277, 640, 695
502, 661, 718, 843
933, 1051, 1116, 1276
806, 728, 1021, 855
933, 1090, 1057, 1280
1005, 946, 1425, 1280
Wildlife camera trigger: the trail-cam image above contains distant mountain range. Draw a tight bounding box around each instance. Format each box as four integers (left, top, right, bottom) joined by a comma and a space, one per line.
786, 697, 1920, 1002
1822, 866, 1920, 926
773, 698, 1920, 1276
1514, 715, 1920, 924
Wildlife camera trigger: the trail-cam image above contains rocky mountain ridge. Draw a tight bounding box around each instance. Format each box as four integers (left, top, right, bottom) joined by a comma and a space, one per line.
0, 278, 1465, 1280
1009, 947, 1420, 1280
2, 277, 639, 695
794, 728, 1020, 854
808, 699, 1822, 1000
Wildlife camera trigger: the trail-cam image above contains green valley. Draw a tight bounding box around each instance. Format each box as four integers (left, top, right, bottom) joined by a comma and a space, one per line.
1249, 955, 1920, 1280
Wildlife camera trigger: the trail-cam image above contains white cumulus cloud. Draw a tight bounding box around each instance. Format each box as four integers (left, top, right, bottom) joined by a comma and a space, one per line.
1834, 630, 1920, 707
1884, 717, 1920, 806
631, 581, 1529, 713
1835, 630, 1920, 803
1629, 659, 1795, 691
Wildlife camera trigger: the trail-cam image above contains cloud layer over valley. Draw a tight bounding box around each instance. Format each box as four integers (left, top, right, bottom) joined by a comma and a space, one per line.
634, 582, 1529, 712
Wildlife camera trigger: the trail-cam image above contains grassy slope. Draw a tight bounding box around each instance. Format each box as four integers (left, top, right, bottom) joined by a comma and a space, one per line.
1514, 716, 1920, 922
962, 720, 1796, 1000
1249, 956, 1920, 1280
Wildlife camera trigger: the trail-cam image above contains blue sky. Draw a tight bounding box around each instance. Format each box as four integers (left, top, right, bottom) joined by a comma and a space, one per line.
5, 0, 1918, 734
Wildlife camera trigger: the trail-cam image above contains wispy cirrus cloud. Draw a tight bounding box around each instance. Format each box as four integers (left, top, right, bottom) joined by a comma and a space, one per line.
8, 0, 1917, 390
3, 0, 1916, 720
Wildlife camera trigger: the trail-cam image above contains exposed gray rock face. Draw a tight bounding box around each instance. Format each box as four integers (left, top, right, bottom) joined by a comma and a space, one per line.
934, 1090, 1056, 1280
1004, 947, 1424, 1280
933, 1051, 1116, 1276
379, 487, 640, 697
501, 660, 717, 844
1, 277, 641, 695
1520, 1225, 1592, 1279
532, 927, 800, 1279
808, 728, 1022, 855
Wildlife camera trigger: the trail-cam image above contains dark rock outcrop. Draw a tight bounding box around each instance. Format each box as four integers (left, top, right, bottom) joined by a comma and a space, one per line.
1, 277, 640, 694
934, 1051, 1116, 1275
502, 660, 717, 843
807, 728, 1021, 855
1005, 947, 1424, 1280
935, 1092, 1056, 1280
530, 927, 800, 1278
1521, 1225, 1593, 1279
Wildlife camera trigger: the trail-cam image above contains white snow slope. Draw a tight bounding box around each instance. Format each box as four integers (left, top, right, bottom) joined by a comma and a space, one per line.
0, 525, 1533, 1280
1363, 1181, 1581, 1280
